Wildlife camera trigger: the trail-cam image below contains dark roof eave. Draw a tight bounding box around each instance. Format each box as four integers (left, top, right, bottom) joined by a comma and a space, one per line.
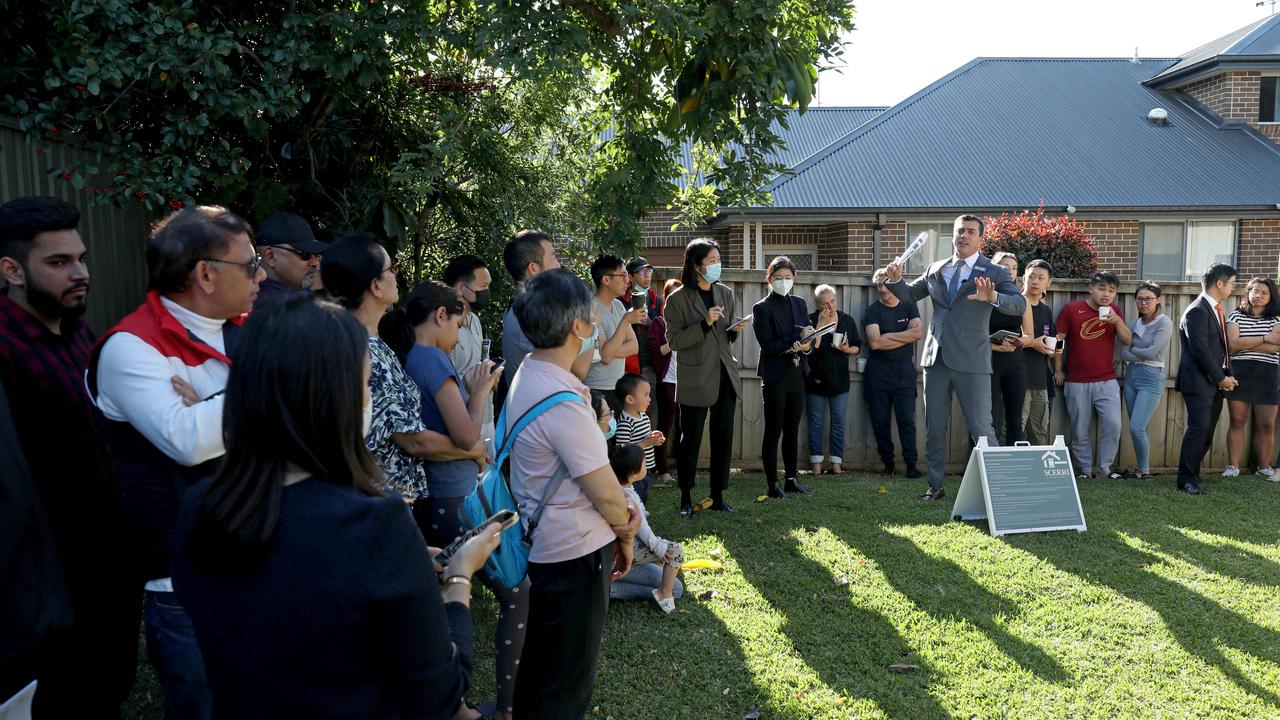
708, 204, 1280, 226
1145, 54, 1280, 88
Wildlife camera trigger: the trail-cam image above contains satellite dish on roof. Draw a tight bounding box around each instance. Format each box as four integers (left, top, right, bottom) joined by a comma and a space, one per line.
1147, 108, 1169, 125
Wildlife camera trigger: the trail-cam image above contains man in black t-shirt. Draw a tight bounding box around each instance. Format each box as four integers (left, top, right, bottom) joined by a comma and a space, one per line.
863, 270, 925, 477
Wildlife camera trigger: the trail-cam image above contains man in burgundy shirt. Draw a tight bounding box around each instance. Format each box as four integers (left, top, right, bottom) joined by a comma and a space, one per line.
0, 196, 138, 718
1055, 271, 1133, 479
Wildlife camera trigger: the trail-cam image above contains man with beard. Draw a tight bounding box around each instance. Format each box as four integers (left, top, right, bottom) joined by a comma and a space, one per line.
0, 196, 139, 718
252, 212, 325, 309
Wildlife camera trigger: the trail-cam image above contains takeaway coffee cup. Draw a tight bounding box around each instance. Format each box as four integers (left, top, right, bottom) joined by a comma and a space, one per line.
832, 332, 845, 347
1099, 305, 1112, 320
856, 356, 868, 373
1044, 336, 1058, 352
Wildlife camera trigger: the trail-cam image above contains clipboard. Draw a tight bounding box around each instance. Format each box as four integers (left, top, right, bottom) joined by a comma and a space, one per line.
989, 329, 1022, 343
786, 321, 837, 353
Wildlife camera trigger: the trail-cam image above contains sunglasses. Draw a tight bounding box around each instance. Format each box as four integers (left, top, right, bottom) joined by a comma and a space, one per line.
202, 254, 263, 277
275, 246, 322, 262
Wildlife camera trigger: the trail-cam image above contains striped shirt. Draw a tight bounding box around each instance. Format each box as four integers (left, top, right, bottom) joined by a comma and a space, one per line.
616, 410, 656, 470
1227, 308, 1280, 365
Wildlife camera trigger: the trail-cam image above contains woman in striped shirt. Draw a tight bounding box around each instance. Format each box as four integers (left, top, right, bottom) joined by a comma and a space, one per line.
1224, 277, 1280, 479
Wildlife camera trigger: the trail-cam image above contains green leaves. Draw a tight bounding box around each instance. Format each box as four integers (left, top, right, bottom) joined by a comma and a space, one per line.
1, 0, 854, 262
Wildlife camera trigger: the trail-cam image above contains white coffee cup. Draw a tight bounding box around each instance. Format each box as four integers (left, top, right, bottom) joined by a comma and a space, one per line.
856, 357, 868, 373
1099, 306, 1111, 320
1044, 336, 1058, 351
832, 332, 845, 347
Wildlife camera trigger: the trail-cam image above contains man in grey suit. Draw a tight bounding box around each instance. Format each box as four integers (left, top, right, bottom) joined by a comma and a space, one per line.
881, 215, 1026, 500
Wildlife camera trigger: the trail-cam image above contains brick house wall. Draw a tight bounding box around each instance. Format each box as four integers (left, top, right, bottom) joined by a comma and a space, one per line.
645, 215, 1280, 281
1237, 219, 1280, 278
1178, 70, 1280, 142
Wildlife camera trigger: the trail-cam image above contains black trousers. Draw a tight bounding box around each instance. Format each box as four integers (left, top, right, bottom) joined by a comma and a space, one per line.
1177, 390, 1224, 488
761, 362, 805, 485
677, 367, 737, 499
865, 359, 919, 466
514, 543, 613, 720
991, 358, 1027, 445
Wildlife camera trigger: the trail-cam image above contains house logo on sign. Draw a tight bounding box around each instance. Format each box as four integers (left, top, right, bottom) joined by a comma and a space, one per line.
1042, 451, 1068, 469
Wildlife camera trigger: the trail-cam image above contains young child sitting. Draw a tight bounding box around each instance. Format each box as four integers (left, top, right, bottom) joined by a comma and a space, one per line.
613, 373, 665, 503
608, 444, 684, 613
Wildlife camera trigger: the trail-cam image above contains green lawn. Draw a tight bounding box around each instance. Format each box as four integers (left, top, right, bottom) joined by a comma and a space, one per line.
125, 471, 1280, 719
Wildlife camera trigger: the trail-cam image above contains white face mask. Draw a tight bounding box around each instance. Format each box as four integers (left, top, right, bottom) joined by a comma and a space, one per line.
361, 396, 373, 439
770, 278, 794, 296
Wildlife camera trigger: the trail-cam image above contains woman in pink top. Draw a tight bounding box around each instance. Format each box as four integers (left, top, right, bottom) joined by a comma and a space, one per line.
504, 269, 641, 718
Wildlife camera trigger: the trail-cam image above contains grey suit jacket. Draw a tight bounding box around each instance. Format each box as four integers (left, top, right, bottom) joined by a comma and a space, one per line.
664, 282, 743, 407
887, 254, 1026, 373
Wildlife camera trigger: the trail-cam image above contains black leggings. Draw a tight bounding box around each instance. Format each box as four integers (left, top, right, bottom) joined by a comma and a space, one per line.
677, 366, 737, 500
991, 358, 1027, 445
761, 362, 805, 486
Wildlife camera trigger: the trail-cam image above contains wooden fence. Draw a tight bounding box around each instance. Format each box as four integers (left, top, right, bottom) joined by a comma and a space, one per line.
1, 118, 151, 331
661, 267, 1254, 475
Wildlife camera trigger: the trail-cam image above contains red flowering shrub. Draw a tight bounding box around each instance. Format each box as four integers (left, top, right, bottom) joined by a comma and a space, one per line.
983, 205, 1098, 279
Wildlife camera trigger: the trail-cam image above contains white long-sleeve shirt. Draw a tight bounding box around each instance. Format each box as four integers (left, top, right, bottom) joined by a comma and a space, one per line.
95, 296, 228, 467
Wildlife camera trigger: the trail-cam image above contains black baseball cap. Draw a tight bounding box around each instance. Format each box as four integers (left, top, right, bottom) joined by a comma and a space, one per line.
256, 213, 328, 254
626, 257, 653, 275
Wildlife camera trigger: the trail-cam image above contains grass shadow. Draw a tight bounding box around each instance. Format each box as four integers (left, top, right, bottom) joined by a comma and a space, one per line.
829, 523, 1072, 686
717, 519, 956, 719
1008, 528, 1280, 709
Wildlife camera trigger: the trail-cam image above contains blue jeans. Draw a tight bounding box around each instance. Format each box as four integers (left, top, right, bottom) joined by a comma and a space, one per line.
1123, 364, 1165, 473
610, 563, 684, 601
144, 590, 212, 720
806, 393, 848, 464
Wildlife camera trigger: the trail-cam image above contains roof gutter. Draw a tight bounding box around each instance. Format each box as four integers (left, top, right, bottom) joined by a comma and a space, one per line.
708, 205, 1280, 226
1144, 55, 1280, 88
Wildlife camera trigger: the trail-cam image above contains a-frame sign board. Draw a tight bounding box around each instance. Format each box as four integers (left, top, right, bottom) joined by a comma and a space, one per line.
950, 436, 1087, 537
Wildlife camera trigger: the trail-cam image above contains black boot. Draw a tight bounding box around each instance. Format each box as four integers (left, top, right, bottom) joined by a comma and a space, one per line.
784, 477, 810, 495
679, 491, 692, 518
904, 464, 922, 479
882, 463, 897, 477
767, 482, 788, 499
709, 498, 734, 512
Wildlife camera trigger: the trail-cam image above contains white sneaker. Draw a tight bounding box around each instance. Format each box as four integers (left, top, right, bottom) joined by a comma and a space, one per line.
652, 589, 676, 614
1257, 467, 1275, 478
1222, 465, 1240, 477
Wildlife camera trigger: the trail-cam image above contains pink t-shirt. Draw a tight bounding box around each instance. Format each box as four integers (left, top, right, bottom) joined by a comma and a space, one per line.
506, 357, 615, 563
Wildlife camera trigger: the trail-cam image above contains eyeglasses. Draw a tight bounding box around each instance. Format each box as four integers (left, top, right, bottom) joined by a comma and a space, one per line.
382, 262, 399, 277
1135, 296, 1158, 303
202, 254, 263, 277
275, 246, 322, 262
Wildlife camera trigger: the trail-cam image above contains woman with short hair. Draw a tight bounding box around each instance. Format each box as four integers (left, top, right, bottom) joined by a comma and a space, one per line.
805, 284, 861, 475
173, 295, 502, 720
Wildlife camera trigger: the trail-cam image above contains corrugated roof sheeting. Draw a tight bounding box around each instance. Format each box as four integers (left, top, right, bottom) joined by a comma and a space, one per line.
1, 122, 152, 331
765, 58, 1280, 210
1150, 15, 1280, 82
601, 106, 884, 189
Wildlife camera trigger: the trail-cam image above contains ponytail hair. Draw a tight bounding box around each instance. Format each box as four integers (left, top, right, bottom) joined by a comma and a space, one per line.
377, 280, 464, 365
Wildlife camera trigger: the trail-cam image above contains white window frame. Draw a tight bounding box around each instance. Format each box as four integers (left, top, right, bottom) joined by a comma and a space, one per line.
901, 218, 958, 274
762, 245, 818, 272
1137, 219, 1238, 281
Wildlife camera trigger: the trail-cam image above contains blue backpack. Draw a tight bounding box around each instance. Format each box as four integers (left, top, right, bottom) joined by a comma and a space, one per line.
460, 390, 584, 589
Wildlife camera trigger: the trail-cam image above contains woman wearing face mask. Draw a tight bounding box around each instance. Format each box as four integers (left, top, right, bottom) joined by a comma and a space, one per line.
378, 281, 523, 720
664, 238, 751, 516
752, 257, 816, 499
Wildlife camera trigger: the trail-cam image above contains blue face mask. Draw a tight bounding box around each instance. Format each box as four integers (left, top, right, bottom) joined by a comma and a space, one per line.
603, 416, 617, 440
701, 262, 722, 283
577, 323, 598, 353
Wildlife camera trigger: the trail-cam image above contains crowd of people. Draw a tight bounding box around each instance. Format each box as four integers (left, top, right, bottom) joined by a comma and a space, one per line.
0, 197, 1265, 720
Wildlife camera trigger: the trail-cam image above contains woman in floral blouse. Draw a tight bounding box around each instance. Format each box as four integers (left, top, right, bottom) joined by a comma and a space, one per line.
320, 234, 482, 498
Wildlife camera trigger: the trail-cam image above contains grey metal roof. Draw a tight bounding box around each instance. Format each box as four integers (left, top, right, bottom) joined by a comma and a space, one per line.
753, 57, 1280, 211
1149, 15, 1280, 85
601, 106, 884, 189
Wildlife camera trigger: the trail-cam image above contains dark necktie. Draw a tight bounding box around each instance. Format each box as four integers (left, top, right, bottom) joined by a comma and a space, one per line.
947, 259, 964, 303
1215, 302, 1231, 373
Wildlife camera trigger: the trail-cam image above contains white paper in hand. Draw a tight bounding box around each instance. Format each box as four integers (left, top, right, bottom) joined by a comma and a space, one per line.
894, 231, 931, 267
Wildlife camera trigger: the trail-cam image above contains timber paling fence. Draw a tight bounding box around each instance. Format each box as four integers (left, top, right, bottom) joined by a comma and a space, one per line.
671, 268, 1249, 474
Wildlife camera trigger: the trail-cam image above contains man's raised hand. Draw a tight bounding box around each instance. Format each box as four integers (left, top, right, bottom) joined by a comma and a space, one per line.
967, 276, 998, 303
